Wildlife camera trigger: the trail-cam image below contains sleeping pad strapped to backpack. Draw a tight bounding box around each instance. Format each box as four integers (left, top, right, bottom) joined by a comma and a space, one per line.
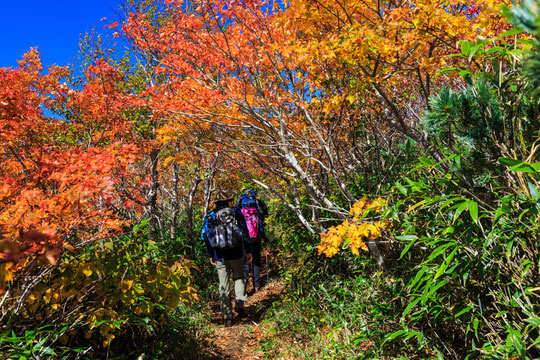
206, 207, 245, 249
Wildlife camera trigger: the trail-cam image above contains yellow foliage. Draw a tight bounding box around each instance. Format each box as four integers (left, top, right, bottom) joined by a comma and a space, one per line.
10, 241, 199, 351
120, 280, 133, 293
0, 263, 14, 292
317, 198, 389, 257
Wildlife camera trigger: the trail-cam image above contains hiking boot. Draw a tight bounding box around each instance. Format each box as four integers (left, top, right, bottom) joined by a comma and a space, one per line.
235, 301, 247, 318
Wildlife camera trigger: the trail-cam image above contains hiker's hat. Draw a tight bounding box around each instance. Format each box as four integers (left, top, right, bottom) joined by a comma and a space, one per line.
213, 190, 234, 203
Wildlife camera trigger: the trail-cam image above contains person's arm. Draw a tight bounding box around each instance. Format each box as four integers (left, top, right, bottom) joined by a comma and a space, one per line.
244, 240, 253, 263
201, 215, 215, 262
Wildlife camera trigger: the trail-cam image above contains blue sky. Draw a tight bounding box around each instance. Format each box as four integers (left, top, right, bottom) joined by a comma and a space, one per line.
0, 0, 120, 68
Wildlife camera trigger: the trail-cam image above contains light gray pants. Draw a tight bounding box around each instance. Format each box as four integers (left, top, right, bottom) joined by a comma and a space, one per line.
215, 258, 247, 320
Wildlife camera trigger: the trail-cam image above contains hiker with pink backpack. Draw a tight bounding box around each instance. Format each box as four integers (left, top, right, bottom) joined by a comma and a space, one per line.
236, 189, 269, 292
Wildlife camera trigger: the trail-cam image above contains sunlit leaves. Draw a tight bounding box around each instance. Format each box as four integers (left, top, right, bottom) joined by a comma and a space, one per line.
0, 50, 142, 292
18, 235, 198, 350
317, 197, 389, 257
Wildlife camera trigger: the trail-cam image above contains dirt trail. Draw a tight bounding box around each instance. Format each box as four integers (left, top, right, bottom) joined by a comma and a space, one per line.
205, 281, 285, 360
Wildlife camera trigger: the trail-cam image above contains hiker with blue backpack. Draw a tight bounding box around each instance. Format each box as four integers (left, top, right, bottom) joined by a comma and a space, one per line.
201, 190, 253, 327
236, 189, 269, 292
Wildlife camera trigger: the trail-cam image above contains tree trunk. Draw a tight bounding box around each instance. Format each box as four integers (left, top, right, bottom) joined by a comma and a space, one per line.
170, 161, 180, 241
185, 178, 201, 253
148, 148, 160, 242
202, 152, 221, 217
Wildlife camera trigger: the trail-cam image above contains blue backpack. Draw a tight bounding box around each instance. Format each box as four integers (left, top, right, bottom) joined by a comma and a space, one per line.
240, 193, 259, 209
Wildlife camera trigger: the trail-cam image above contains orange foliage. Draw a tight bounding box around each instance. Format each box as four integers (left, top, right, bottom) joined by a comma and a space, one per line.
0, 50, 140, 290
119, 0, 513, 225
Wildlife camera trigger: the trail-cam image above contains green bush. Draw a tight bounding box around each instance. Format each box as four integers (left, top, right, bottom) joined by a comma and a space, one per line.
0, 221, 199, 358
386, 156, 540, 358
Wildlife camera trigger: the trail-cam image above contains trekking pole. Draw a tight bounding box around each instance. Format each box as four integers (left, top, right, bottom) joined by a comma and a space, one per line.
265, 244, 270, 290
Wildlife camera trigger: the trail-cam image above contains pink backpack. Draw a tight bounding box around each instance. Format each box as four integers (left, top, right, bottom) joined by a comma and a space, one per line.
241, 207, 260, 239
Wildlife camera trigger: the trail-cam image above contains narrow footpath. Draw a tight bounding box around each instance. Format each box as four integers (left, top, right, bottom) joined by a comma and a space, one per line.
205, 280, 285, 359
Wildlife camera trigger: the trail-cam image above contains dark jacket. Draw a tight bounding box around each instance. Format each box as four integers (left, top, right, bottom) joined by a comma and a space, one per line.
201, 204, 252, 262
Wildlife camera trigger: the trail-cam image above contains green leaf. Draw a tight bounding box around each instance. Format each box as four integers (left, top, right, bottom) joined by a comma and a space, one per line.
440, 197, 466, 209
408, 200, 426, 213
395, 181, 408, 196
133, 219, 150, 233
395, 235, 419, 241
528, 182, 540, 200
426, 279, 449, 299
529, 335, 540, 348
498, 157, 522, 167
399, 235, 419, 258
33, 337, 47, 351
517, 38, 535, 45
426, 243, 451, 262
511, 162, 540, 172
524, 316, 540, 327
468, 201, 479, 222
384, 329, 407, 341
453, 201, 469, 222
409, 266, 429, 290
403, 298, 422, 316
133, 283, 145, 295
41, 347, 56, 356
500, 27, 525, 37
519, 208, 530, 221
468, 45, 480, 61
434, 247, 459, 279
438, 67, 460, 75
442, 226, 454, 235
455, 305, 473, 318
459, 40, 473, 56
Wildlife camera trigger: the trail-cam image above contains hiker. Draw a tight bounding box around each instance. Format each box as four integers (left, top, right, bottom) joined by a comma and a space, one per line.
201, 190, 253, 327
236, 189, 269, 292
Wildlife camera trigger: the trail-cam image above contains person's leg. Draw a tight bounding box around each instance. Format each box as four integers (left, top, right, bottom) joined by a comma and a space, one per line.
215, 260, 233, 323
227, 257, 247, 316
252, 241, 262, 288
228, 257, 247, 302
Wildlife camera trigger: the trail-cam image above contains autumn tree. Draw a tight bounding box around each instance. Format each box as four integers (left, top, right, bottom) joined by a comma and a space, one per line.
119, 0, 511, 239
158, 120, 225, 248
120, 0, 359, 235
0, 45, 203, 355
278, 0, 510, 160
0, 50, 138, 275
